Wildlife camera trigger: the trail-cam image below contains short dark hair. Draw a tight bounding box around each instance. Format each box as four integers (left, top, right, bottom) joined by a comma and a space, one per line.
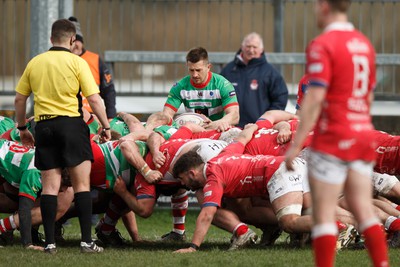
326, 0, 351, 12
51, 19, 76, 42
173, 150, 204, 178
186, 47, 208, 63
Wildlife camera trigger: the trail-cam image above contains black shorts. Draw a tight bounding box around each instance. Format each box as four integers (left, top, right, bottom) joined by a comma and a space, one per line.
35, 116, 93, 170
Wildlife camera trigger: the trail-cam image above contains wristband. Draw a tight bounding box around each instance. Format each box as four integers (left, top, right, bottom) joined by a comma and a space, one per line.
188, 243, 199, 250
140, 163, 149, 173
103, 127, 111, 131
17, 125, 28, 131
143, 169, 152, 178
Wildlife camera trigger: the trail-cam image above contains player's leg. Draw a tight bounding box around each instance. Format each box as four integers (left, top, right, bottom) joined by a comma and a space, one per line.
161, 188, 188, 242
345, 164, 388, 267
307, 151, 345, 267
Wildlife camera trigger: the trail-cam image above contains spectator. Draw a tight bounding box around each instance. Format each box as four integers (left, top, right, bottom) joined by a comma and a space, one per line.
220, 32, 288, 128
68, 16, 117, 120
285, 0, 389, 266
163, 47, 239, 132
14, 19, 111, 254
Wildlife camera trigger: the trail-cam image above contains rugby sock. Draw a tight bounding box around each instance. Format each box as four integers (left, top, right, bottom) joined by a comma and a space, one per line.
336, 221, 347, 232
100, 196, 125, 234
75, 191, 93, 243
384, 216, 400, 232
360, 220, 389, 267
233, 223, 249, 237
0, 215, 17, 233
171, 192, 188, 235
312, 223, 338, 267
40, 194, 57, 245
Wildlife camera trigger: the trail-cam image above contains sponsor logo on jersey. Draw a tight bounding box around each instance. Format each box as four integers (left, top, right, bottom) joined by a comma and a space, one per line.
308, 63, 323, 73
228, 91, 236, 97
204, 190, 212, 197
346, 38, 370, 54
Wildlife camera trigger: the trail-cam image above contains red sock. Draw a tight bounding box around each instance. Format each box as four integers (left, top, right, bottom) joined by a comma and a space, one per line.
0, 216, 16, 233
234, 224, 249, 237
171, 192, 188, 234
336, 221, 347, 232
312, 235, 337, 267
388, 218, 400, 232
363, 224, 389, 267
100, 196, 125, 234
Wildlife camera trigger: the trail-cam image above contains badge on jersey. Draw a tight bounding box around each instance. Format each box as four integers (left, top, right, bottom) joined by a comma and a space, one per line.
250, 79, 259, 90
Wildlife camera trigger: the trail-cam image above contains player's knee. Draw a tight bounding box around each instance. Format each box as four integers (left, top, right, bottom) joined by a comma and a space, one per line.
137, 208, 153, 218
276, 204, 302, 233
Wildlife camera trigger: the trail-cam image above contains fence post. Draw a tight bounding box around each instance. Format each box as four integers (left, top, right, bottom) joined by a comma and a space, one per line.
273, 0, 284, 72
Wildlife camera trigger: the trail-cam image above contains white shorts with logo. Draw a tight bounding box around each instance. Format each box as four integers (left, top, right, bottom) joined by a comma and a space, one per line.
307, 149, 374, 185
267, 157, 308, 202
372, 172, 399, 195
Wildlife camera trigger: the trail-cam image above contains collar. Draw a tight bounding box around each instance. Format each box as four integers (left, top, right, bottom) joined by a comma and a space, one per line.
49, 46, 72, 53
190, 72, 212, 89
324, 21, 354, 33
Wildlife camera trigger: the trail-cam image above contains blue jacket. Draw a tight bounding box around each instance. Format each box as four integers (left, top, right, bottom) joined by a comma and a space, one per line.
220, 51, 288, 128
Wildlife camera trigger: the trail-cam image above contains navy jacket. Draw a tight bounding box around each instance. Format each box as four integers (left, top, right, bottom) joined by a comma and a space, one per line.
220, 51, 288, 128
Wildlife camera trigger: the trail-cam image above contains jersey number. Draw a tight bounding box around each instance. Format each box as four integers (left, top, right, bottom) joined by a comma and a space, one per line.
352, 55, 370, 97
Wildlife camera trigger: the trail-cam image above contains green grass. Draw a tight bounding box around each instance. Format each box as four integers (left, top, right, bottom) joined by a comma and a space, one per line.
1, 209, 400, 267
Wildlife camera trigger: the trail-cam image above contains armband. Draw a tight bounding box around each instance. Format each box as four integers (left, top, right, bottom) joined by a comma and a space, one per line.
17, 125, 28, 131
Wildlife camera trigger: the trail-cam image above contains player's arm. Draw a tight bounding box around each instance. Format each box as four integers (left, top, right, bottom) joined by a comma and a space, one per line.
234, 123, 258, 146
258, 110, 297, 125
118, 112, 143, 132
113, 176, 156, 217
286, 85, 326, 170
204, 105, 239, 132
147, 132, 167, 169
174, 206, 217, 253
86, 93, 111, 141
120, 141, 162, 184
162, 106, 177, 121
273, 121, 292, 144
14, 92, 34, 148
121, 210, 141, 241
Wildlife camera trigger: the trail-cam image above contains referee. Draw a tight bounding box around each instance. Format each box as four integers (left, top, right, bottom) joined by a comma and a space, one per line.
14, 19, 111, 254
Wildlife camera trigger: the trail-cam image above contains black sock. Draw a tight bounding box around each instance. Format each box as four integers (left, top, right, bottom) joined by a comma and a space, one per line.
18, 196, 35, 247
74, 191, 93, 243
40, 194, 57, 245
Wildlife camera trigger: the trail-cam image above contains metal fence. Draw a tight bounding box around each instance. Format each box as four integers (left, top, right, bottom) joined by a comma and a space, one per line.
1, 0, 400, 101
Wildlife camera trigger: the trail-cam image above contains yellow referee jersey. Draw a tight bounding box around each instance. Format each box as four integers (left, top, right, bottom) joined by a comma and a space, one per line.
15, 47, 99, 122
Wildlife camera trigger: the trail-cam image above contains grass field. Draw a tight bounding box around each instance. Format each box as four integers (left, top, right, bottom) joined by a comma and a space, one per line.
1, 209, 400, 267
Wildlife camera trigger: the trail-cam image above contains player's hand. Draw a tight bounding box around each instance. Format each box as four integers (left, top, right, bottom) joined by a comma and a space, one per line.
25, 244, 44, 251
276, 129, 292, 144
119, 133, 136, 143
152, 151, 166, 169
173, 247, 197, 253
285, 145, 302, 171
113, 176, 128, 195
20, 130, 35, 149
100, 128, 111, 143
143, 170, 163, 184
204, 120, 230, 132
